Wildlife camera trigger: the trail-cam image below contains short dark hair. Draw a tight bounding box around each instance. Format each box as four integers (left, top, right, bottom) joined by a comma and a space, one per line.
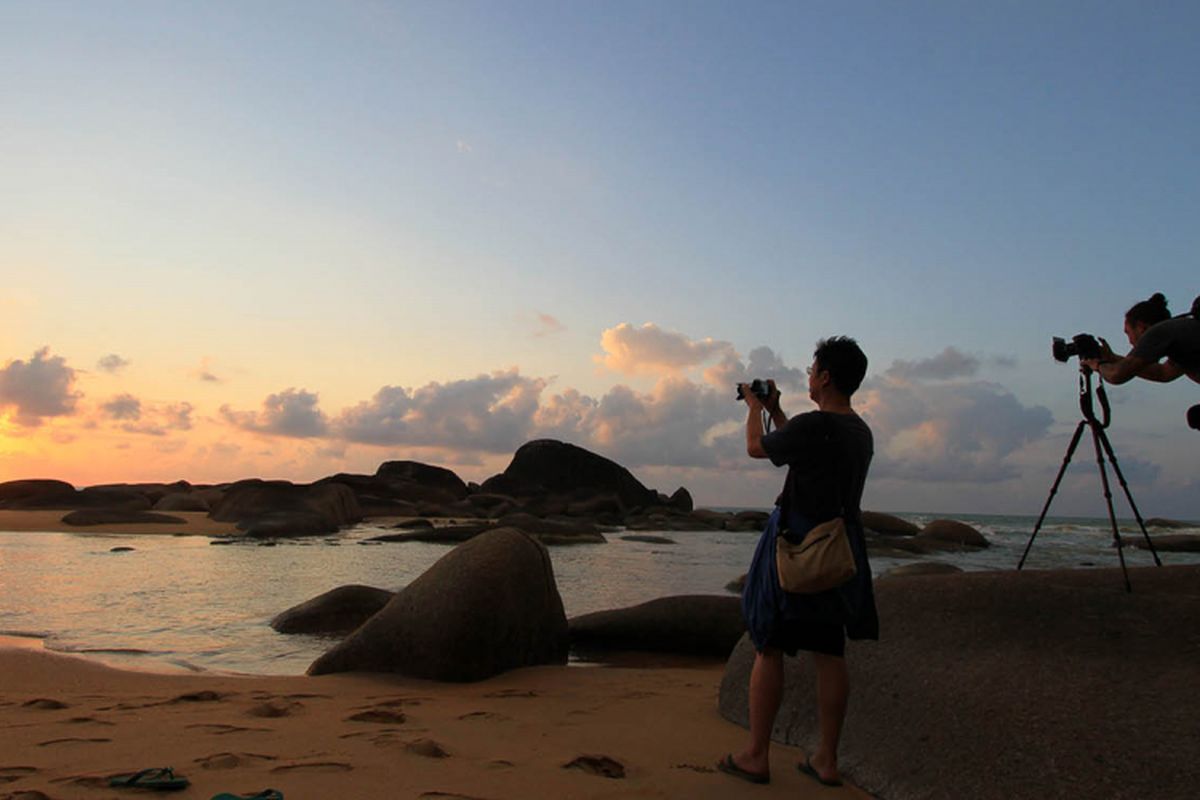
1126, 293, 1170, 327
814, 336, 867, 396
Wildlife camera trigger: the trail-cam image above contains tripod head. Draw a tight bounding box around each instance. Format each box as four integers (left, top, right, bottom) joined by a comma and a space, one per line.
1077, 365, 1112, 429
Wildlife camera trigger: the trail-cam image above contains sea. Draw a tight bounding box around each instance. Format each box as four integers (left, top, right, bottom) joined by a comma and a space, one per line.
1, 512, 1196, 676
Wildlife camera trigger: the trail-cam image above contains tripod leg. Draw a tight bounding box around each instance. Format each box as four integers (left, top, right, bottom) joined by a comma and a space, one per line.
1018, 420, 1088, 570
1089, 423, 1132, 592
1094, 427, 1163, 567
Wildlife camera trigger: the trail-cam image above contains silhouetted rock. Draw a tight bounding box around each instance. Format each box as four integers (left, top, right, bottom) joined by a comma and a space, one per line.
620, 535, 677, 544
880, 561, 964, 578
153, 492, 209, 512
62, 510, 185, 526
668, 487, 694, 512
861, 511, 920, 537
1123, 534, 1200, 553
308, 528, 568, 681
271, 585, 396, 635
483, 440, 659, 510
237, 510, 337, 537
0, 479, 78, 509
569, 595, 743, 657
376, 461, 468, 498
917, 519, 989, 549
1144, 518, 1193, 529
209, 480, 361, 530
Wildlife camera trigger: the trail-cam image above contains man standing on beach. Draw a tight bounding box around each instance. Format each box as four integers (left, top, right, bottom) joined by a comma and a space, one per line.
719, 336, 877, 788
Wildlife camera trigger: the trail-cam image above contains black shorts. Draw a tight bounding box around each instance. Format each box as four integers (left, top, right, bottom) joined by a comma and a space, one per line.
766, 620, 845, 658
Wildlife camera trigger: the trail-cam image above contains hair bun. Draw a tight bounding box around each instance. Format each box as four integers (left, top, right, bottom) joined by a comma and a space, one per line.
1150, 292, 1168, 309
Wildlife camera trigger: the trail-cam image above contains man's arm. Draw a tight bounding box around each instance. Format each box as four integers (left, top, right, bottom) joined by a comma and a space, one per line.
1086, 355, 1182, 384
740, 381, 785, 459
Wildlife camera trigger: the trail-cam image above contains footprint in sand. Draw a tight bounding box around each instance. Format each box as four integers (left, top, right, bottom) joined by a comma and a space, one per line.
0, 766, 39, 784
364, 695, 428, 707
672, 763, 716, 774
346, 709, 407, 724
35, 738, 111, 747
3, 791, 55, 800
246, 700, 303, 718
194, 752, 278, 770
270, 762, 353, 775
456, 711, 511, 723
61, 717, 114, 726
404, 739, 449, 759
563, 755, 626, 779
186, 723, 272, 735
169, 690, 227, 704
481, 689, 538, 699
21, 699, 68, 710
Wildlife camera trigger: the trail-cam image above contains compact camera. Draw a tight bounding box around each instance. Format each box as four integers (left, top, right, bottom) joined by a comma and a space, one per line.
735, 379, 771, 402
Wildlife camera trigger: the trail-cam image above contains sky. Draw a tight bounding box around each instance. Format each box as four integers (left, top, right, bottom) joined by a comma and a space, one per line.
2, 1, 1197, 518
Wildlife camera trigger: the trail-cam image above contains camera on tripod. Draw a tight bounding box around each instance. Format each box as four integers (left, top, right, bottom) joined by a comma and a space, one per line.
1052, 333, 1104, 363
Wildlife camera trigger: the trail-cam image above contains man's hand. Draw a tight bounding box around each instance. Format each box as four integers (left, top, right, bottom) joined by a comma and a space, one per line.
763, 379, 782, 414
738, 383, 763, 409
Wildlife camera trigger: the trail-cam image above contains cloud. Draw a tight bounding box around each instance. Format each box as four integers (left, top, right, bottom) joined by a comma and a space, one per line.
595, 323, 734, 375
102, 394, 142, 421
703, 346, 807, 394
887, 347, 980, 381
222, 389, 328, 438
532, 313, 566, 338
101, 396, 193, 436
858, 372, 1053, 483
97, 354, 130, 374
456, 139, 473, 154
193, 357, 223, 383
334, 369, 546, 451
577, 376, 741, 468
0, 348, 81, 426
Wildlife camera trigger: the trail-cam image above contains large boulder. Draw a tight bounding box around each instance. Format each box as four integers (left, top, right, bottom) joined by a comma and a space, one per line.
209, 480, 361, 530
237, 511, 337, 537
308, 528, 568, 681
917, 518, 989, 549
861, 511, 920, 537
717, 565, 1200, 800
153, 492, 210, 512
668, 487, 694, 512
482, 440, 659, 510
568, 595, 743, 658
0, 479, 78, 508
271, 585, 396, 635
376, 461, 469, 499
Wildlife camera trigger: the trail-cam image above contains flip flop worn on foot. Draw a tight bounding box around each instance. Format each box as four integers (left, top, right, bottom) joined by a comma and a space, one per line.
210, 791, 284, 800
108, 767, 191, 791
717, 753, 770, 785
798, 757, 843, 787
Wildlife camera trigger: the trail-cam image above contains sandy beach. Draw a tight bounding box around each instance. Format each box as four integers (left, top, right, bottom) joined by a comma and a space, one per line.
0, 641, 868, 800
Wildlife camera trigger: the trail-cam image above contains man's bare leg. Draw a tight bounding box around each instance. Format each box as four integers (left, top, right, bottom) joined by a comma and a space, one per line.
731, 647, 784, 776
809, 652, 849, 782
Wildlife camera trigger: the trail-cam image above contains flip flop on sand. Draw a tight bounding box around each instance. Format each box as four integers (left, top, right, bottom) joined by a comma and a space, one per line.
108, 767, 190, 791
717, 753, 770, 785
798, 756, 843, 787
210, 791, 284, 800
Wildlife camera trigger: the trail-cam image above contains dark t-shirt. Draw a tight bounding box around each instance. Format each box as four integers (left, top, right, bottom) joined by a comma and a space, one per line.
761, 410, 874, 527
1130, 317, 1200, 376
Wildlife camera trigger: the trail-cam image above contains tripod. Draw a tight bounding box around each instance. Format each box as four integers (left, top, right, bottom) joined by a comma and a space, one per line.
1017, 367, 1162, 591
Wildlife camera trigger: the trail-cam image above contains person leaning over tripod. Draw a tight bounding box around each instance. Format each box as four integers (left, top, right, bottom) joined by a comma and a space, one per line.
717, 336, 877, 789
1081, 293, 1200, 429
